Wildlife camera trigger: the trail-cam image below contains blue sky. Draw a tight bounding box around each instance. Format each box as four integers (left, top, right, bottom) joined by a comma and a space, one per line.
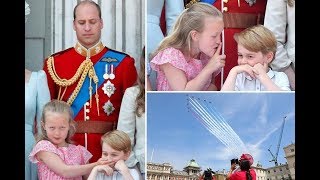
147, 92, 295, 172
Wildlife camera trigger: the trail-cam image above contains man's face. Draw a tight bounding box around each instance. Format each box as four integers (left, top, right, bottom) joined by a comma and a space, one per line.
73, 3, 103, 49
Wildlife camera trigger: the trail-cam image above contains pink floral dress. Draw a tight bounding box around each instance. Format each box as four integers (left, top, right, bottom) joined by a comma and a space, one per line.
29, 140, 92, 180
150, 47, 211, 91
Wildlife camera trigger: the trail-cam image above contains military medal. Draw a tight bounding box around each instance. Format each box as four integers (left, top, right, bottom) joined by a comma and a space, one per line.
109, 64, 115, 80
103, 64, 109, 80
103, 100, 115, 116
103, 64, 115, 80
102, 80, 116, 97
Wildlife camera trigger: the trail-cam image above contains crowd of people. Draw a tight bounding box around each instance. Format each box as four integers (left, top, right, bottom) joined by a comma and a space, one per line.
199, 153, 256, 180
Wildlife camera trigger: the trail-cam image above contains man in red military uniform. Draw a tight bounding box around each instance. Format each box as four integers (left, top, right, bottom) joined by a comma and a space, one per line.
43, 0, 137, 163
211, 0, 267, 90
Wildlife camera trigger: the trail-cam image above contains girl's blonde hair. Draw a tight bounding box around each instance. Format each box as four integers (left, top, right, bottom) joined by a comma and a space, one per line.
101, 130, 131, 153
150, 2, 223, 59
135, 46, 145, 117
37, 100, 76, 144
234, 24, 277, 58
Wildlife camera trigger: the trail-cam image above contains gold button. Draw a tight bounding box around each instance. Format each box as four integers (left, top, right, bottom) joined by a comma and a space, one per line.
223, 7, 228, 12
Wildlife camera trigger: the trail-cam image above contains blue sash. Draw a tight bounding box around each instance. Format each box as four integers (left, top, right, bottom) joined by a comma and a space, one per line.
71, 49, 126, 118
200, 0, 216, 4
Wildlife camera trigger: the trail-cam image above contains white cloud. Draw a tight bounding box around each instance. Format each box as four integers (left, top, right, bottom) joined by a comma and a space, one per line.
246, 143, 264, 166
254, 124, 279, 147
258, 99, 268, 124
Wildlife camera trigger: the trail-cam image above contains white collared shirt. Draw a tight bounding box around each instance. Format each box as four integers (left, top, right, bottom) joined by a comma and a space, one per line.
235, 68, 291, 91
95, 168, 140, 180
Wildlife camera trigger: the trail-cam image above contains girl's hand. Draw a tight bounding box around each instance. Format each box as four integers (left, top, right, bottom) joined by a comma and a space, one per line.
207, 43, 226, 72
97, 158, 113, 166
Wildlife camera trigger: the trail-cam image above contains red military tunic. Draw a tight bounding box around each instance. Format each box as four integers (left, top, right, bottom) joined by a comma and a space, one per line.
212, 0, 267, 90
43, 41, 137, 162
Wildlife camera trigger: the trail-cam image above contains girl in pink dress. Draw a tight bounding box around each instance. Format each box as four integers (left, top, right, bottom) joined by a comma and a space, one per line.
29, 100, 108, 180
150, 2, 226, 91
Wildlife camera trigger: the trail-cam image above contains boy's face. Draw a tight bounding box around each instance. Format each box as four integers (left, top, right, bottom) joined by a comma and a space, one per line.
237, 44, 271, 67
101, 142, 130, 167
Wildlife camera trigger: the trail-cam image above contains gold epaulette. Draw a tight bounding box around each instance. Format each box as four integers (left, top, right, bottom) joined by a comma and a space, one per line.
185, 0, 200, 8
46, 56, 91, 87
46, 56, 97, 106
47, 47, 73, 59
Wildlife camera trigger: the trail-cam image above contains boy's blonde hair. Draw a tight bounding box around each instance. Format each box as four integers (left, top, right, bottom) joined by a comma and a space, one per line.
101, 130, 131, 153
150, 2, 223, 59
37, 100, 76, 144
234, 25, 277, 59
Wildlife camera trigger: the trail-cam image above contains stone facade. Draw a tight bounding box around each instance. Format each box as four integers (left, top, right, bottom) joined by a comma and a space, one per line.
147, 143, 295, 180
266, 164, 292, 180
283, 143, 295, 180
147, 159, 201, 180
